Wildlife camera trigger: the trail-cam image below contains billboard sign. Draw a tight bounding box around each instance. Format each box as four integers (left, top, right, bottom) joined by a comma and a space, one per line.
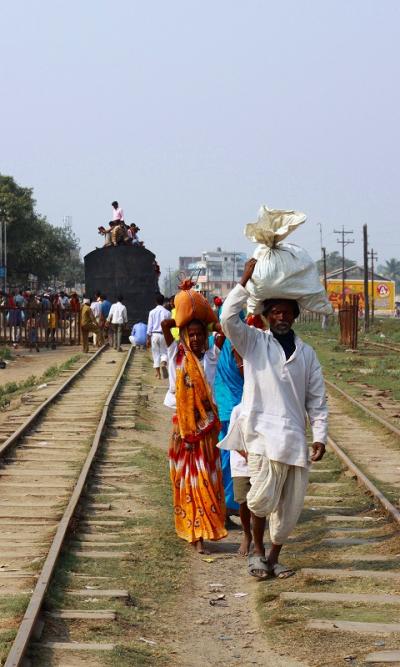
326, 279, 395, 312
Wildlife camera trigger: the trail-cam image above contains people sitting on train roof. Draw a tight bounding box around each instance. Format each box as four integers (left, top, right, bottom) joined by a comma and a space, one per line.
98, 220, 131, 247
128, 223, 144, 246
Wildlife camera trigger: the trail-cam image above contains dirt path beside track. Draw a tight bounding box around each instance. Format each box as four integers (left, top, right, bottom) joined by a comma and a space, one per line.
143, 365, 306, 667
0, 345, 83, 387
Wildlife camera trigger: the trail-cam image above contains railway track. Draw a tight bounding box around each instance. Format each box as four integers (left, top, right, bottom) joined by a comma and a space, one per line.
0, 345, 134, 666
363, 338, 400, 354
1, 341, 400, 665
261, 380, 400, 666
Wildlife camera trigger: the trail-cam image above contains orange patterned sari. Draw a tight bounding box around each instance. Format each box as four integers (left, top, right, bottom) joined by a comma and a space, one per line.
169, 331, 227, 544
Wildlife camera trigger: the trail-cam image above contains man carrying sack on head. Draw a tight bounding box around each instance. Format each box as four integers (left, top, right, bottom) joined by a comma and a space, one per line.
220, 258, 328, 580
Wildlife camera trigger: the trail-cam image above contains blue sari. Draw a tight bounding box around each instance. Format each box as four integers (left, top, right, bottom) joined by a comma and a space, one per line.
214, 339, 244, 511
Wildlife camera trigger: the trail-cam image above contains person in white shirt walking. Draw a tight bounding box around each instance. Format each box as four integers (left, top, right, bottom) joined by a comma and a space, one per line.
147, 294, 170, 379
90, 293, 103, 347
107, 295, 128, 352
220, 258, 328, 580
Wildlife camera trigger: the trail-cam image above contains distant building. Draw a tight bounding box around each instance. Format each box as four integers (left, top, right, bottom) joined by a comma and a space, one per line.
179, 247, 247, 298
179, 256, 201, 274
326, 264, 395, 312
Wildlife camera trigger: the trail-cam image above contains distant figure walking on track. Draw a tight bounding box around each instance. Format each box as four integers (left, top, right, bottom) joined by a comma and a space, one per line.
81, 297, 103, 354
147, 294, 170, 379
90, 293, 103, 347
220, 258, 328, 580
107, 295, 127, 352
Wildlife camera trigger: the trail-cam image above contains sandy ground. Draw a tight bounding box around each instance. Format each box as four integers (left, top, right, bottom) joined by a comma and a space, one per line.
143, 369, 306, 667
0, 345, 83, 387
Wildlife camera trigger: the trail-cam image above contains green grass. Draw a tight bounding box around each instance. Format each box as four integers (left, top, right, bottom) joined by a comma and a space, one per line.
0, 348, 12, 361
366, 317, 400, 344
0, 353, 83, 409
296, 321, 400, 401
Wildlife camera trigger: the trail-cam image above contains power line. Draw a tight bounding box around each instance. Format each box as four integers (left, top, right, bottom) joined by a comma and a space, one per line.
334, 225, 355, 303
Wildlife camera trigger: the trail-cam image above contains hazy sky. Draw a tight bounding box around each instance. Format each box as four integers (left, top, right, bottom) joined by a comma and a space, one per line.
1, 0, 400, 281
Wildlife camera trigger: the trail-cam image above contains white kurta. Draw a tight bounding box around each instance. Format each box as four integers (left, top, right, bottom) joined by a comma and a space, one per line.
219, 284, 328, 469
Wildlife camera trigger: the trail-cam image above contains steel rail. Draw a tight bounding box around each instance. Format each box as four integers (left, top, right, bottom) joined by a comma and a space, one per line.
327, 434, 400, 525
5, 346, 134, 667
364, 339, 400, 353
0, 345, 107, 459
325, 378, 400, 439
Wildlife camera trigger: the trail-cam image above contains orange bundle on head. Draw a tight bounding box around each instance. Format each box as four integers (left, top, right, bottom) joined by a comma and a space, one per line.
174, 279, 218, 328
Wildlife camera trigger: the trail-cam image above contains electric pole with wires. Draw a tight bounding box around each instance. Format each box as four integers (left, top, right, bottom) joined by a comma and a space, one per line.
334, 226, 354, 304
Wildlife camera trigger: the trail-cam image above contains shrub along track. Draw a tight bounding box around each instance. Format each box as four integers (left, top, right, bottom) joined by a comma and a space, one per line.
0, 345, 131, 666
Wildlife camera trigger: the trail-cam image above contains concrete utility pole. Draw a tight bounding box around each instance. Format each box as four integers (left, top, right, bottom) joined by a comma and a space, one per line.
334, 225, 354, 304
363, 224, 370, 332
165, 267, 173, 295
322, 247, 327, 291
368, 248, 378, 324
317, 224, 327, 290
232, 252, 237, 287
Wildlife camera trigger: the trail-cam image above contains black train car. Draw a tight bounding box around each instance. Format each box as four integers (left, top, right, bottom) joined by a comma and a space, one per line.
84, 246, 160, 328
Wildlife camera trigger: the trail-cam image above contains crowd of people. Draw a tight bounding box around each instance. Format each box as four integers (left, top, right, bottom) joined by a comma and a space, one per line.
0, 289, 81, 350
80, 293, 128, 353
1, 260, 328, 580
145, 261, 328, 580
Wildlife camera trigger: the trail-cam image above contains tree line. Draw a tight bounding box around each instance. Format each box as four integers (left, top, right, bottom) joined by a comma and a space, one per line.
0, 174, 84, 288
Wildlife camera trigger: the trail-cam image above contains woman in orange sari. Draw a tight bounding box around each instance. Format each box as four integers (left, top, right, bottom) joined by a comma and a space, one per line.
162, 317, 227, 553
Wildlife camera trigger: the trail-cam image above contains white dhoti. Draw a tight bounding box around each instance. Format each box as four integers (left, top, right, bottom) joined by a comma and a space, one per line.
247, 453, 308, 545
151, 332, 167, 368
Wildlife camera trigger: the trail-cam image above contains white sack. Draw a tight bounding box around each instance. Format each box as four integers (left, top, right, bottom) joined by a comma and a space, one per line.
245, 205, 306, 247
245, 206, 333, 315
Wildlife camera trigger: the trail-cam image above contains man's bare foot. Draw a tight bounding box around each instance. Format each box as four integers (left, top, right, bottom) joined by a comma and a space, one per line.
192, 539, 210, 555
238, 532, 252, 557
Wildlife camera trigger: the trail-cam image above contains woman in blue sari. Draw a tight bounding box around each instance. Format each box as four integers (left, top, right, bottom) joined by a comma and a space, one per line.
214, 337, 244, 517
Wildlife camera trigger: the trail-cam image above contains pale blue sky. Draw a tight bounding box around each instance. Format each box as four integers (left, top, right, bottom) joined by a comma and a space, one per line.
1, 0, 399, 280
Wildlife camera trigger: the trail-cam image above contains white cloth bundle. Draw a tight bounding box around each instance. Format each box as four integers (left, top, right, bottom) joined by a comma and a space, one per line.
245, 206, 333, 315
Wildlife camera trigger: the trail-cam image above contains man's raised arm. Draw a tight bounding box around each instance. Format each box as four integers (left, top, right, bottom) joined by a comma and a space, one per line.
220, 258, 260, 359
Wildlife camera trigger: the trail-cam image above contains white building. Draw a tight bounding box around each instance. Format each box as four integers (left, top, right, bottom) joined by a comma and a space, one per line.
183, 248, 247, 298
